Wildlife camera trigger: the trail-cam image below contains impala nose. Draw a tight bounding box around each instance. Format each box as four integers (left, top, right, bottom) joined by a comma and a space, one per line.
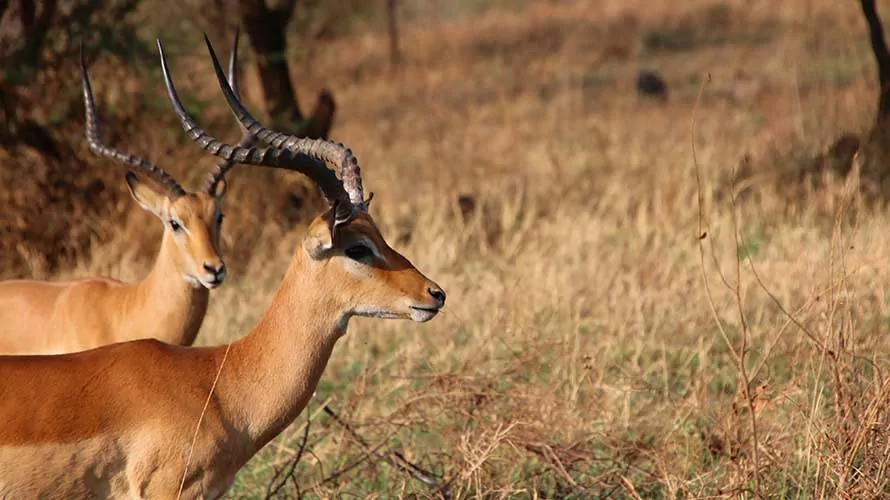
204, 262, 226, 282
428, 287, 446, 308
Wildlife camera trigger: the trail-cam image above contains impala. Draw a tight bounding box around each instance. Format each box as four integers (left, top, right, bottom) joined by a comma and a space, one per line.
0, 38, 252, 356
0, 36, 446, 498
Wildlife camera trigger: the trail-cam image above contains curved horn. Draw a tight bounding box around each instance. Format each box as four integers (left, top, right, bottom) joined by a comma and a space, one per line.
80, 43, 185, 198
158, 38, 355, 222
200, 34, 367, 210
203, 28, 257, 195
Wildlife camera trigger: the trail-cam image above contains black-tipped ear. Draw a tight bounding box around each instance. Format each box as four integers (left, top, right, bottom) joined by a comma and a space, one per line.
331, 199, 344, 229
125, 171, 139, 191
330, 199, 356, 232
125, 171, 166, 217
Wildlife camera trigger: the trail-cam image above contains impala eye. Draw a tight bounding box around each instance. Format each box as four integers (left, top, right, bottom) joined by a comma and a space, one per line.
169, 219, 182, 232
344, 244, 374, 261
217, 213, 224, 225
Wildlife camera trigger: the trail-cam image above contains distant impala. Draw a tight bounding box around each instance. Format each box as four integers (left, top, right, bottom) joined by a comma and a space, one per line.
0, 37, 252, 355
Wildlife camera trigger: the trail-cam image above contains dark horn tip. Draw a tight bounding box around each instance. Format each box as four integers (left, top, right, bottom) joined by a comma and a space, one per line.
79, 43, 90, 83
156, 38, 191, 121
203, 34, 225, 79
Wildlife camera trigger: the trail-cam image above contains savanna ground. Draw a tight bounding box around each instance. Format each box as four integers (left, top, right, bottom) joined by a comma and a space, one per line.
5, 0, 890, 497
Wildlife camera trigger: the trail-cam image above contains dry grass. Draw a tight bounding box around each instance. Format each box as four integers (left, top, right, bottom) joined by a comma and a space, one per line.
9, 0, 890, 497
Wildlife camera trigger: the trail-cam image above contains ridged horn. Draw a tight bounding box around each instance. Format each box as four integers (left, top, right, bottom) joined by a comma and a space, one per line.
81, 43, 185, 198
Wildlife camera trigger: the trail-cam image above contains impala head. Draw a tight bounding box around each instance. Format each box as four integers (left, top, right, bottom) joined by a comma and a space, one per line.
301, 206, 446, 322
80, 38, 254, 290
158, 34, 446, 321
123, 172, 226, 288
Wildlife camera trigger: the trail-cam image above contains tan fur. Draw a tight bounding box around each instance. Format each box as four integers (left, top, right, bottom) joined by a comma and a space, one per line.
0, 210, 445, 498
0, 181, 226, 355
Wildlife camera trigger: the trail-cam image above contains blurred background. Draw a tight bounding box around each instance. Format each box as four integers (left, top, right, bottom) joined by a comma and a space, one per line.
5, 0, 890, 497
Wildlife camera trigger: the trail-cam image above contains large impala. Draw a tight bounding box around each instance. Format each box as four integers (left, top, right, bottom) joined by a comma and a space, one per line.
0, 36, 446, 498
0, 39, 251, 355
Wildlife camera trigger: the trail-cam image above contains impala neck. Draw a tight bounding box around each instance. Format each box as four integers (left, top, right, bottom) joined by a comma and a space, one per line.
133, 230, 209, 346
223, 249, 347, 453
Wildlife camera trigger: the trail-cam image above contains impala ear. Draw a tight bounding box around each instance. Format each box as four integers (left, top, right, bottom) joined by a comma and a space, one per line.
303, 209, 335, 260
125, 171, 166, 218
303, 201, 355, 259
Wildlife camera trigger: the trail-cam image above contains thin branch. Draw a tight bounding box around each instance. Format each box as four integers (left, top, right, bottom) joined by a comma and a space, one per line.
322, 404, 450, 497
691, 73, 741, 368
265, 401, 312, 499
691, 73, 762, 495
307, 445, 376, 491
727, 158, 761, 498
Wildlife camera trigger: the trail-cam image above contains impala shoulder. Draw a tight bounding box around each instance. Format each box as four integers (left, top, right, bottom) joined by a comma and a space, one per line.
0, 279, 67, 298
109, 337, 183, 363
0, 281, 60, 316
67, 276, 126, 293
58, 277, 128, 311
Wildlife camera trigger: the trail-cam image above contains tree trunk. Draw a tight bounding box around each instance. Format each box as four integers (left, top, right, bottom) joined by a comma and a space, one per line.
14, 0, 58, 75
236, 0, 336, 139
861, 0, 890, 123
303, 89, 336, 140
237, 0, 304, 129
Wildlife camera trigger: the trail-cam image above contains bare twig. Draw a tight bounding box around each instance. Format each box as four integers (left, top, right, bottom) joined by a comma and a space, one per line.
690, 73, 761, 497
691, 74, 740, 366
322, 404, 450, 497
727, 150, 761, 498
521, 442, 588, 495
265, 401, 312, 499
306, 443, 376, 492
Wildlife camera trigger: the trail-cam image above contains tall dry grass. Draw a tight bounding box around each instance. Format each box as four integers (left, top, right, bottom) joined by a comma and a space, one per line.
9, 0, 890, 497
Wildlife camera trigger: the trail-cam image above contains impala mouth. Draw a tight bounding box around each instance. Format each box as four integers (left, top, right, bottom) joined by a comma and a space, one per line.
200, 275, 225, 289
409, 305, 440, 323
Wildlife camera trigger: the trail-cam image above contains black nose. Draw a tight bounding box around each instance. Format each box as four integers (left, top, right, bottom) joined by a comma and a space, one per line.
428, 287, 446, 307
204, 262, 226, 278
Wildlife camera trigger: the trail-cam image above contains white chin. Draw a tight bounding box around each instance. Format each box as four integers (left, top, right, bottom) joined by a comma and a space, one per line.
410, 308, 438, 323
183, 275, 203, 288
201, 280, 222, 290
185, 275, 218, 289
